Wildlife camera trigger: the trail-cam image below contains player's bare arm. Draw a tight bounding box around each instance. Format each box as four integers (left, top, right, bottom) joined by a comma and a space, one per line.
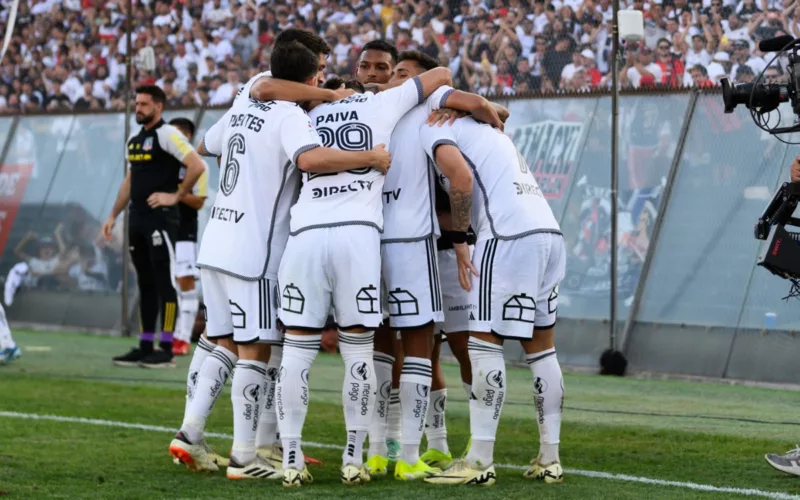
296, 144, 391, 175
250, 77, 354, 103
196, 138, 214, 157
147, 151, 206, 208
433, 144, 479, 290
428, 102, 509, 128
180, 193, 206, 210
414, 67, 453, 100
428, 90, 505, 130
102, 170, 131, 241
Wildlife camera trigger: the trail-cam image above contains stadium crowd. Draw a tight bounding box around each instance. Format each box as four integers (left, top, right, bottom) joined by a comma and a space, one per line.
0, 0, 793, 114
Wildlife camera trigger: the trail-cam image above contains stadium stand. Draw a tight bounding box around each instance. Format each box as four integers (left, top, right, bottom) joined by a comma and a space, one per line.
0, 0, 792, 112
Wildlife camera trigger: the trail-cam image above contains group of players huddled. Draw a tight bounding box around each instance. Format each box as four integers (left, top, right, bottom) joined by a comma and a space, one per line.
155, 27, 566, 487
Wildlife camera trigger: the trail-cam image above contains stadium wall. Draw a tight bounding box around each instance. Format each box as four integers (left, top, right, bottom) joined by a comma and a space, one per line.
2, 90, 799, 384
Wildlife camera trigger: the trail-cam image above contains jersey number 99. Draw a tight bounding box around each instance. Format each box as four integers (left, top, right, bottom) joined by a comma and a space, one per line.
221, 133, 245, 196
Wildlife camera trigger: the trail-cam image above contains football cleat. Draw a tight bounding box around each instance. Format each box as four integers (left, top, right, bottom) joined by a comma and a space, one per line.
282, 466, 313, 487
765, 446, 800, 477
112, 347, 150, 367
386, 438, 400, 461
226, 454, 281, 480
524, 458, 564, 483
257, 444, 283, 470
365, 455, 389, 476
139, 349, 176, 369
341, 464, 371, 485
0, 346, 21, 365
394, 459, 441, 480
172, 339, 191, 356
175, 442, 228, 467
420, 448, 453, 470
424, 459, 496, 486
168, 431, 219, 472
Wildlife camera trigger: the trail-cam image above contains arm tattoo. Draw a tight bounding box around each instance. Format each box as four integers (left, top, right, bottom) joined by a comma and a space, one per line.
448, 188, 473, 232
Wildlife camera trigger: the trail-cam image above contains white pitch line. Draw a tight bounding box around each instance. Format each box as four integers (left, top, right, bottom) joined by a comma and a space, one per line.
1, 411, 798, 500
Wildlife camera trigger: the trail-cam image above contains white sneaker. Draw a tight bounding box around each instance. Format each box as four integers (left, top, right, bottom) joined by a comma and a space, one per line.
226, 454, 281, 480
765, 446, 800, 477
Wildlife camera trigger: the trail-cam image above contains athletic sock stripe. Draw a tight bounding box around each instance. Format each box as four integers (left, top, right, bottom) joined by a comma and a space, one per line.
402, 363, 433, 372
527, 350, 557, 364
374, 353, 395, 365
338, 337, 374, 345
236, 363, 267, 376
283, 340, 321, 350
197, 337, 215, 353
402, 370, 433, 378
468, 340, 503, 354
210, 351, 235, 371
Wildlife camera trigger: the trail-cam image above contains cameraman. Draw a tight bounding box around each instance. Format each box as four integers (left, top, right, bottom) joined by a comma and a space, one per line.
764, 155, 800, 477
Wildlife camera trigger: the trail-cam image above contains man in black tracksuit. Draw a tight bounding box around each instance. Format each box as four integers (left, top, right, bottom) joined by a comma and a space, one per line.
103, 85, 207, 368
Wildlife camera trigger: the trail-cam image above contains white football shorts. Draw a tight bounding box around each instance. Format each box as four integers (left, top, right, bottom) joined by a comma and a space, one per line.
381, 236, 445, 329
278, 225, 382, 330
175, 241, 197, 279
469, 233, 566, 339
436, 245, 474, 335
200, 268, 282, 344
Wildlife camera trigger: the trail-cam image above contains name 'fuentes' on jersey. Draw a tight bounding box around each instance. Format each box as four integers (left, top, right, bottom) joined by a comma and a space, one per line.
289, 76, 425, 235
197, 78, 320, 280
421, 117, 561, 241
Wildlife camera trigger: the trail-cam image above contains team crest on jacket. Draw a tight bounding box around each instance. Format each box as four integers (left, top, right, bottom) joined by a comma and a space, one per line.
143, 137, 154, 151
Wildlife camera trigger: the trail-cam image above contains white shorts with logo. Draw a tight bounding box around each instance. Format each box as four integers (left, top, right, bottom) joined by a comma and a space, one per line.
436, 245, 474, 335
470, 233, 566, 339
200, 268, 282, 344
381, 236, 445, 329
278, 225, 382, 330
175, 241, 197, 279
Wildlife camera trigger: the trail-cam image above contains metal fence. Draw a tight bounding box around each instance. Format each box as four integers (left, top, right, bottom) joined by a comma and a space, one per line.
1, 90, 798, 383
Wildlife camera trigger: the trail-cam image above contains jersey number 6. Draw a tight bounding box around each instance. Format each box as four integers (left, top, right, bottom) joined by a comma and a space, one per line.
221, 133, 245, 196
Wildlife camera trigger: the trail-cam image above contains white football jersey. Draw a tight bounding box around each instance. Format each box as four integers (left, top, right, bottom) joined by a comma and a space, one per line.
420, 117, 561, 242
202, 72, 272, 153
196, 97, 322, 280
289, 76, 424, 235
382, 85, 455, 242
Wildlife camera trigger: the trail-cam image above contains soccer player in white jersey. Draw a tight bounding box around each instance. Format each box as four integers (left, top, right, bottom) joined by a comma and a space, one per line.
275, 65, 452, 487
366, 50, 505, 481
420, 115, 567, 486
0, 303, 19, 364
169, 41, 390, 480
173, 29, 348, 473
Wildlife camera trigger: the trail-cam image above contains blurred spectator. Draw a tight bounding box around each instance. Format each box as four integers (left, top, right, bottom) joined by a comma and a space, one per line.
0, 0, 792, 103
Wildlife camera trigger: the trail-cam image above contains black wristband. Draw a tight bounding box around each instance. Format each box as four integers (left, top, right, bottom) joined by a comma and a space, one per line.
442, 230, 469, 244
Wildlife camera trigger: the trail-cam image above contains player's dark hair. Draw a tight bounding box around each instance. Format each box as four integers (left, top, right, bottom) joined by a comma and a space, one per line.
169, 118, 195, 139
323, 77, 365, 93
135, 84, 166, 104
271, 41, 320, 83
361, 40, 399, 64
275, 27, 331, 56
398, 50, 440, 71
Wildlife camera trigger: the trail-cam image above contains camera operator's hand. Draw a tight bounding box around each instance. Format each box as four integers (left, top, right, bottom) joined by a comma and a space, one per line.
791, 156, 800, 183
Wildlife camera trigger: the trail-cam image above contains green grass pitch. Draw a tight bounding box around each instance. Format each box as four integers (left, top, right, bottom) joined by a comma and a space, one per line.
2, 329, 800, 499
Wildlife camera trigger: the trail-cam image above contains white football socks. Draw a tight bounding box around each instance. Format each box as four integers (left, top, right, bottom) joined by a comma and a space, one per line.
175, 288, 199, 343
465, 337, 506, 468
0, 303, 15, 349
230, 360, 268, 465
277, 333, 320, 471
339, 330, 376, 467
425, 388, 449, 454
181, 345, 237, 444
255, 345, 282, 449
368, 352, 394, 458
526, 348, 564, 465
398, 356, 431, 464
184, 336, 215, 414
